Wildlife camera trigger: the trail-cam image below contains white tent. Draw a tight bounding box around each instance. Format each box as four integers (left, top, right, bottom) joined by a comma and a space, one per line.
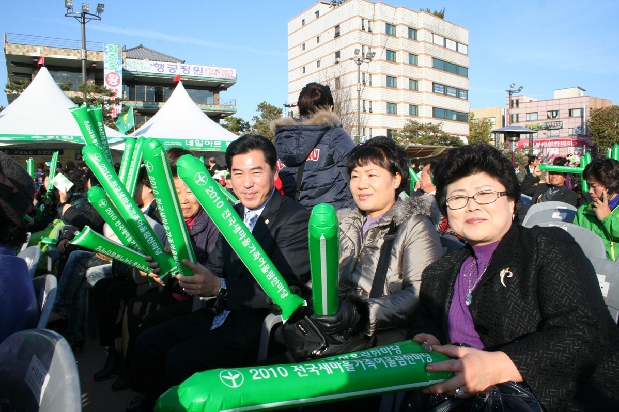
0, 67, 125, 146
111, 81, 238, 151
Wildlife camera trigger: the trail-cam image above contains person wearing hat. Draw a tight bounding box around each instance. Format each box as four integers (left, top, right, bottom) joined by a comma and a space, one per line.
526, 157, 578, 208
0, 151, 39, 343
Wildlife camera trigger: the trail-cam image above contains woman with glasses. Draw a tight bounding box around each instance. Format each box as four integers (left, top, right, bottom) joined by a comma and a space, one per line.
405, 145, 619, 411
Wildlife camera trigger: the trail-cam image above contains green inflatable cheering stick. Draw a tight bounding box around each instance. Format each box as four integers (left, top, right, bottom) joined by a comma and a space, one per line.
309, 203, 339, 316
143, 138, 196, 277
176, 154, 305, 321
118, 137, 136, 185
539, 151, 591, 192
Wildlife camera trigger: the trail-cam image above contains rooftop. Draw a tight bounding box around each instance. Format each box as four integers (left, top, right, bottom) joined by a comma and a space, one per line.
126, 44, 184, 63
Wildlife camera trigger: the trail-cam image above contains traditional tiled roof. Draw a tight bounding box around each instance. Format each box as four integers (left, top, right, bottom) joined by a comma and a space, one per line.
126, 44, 185, 63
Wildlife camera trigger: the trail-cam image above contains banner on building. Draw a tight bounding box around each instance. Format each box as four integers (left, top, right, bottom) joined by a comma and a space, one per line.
104, 43, 123, 118
517, 138, 590, 149
123, 59, 236, 80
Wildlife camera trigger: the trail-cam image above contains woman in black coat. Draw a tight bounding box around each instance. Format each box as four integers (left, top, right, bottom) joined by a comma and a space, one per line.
407, 145, 619, 411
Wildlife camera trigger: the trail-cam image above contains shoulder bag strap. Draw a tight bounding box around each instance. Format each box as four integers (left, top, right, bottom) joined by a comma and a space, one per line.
369, 220, 398, 298
295, 161, 307, 202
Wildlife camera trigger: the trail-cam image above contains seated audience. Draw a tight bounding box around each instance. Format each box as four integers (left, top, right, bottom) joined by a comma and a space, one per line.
404, 145, 619, 411
127, 135, 311, 411
522, 156, 578, 208
573, 158, 619, 261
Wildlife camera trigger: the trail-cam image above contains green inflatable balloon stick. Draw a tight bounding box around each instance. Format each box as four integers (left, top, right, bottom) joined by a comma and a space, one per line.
155, 340, 453, 412
47, 151, 59, 191
125, 137, 145, 196
176, 154, 305, 321
82, 145, 176, 281
87, 105, 113, 165
309, 203, 339, 316
26, 158, 35, 178
87, 186, 144, 253
118, 137, 136, 185
69, 105, 107, 161
70, 226, 153, 274
143, 138, 196, 277
539, 151, 592, 192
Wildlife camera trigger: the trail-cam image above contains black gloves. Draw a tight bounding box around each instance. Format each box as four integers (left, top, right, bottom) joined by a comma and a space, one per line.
310, 299, 360, 336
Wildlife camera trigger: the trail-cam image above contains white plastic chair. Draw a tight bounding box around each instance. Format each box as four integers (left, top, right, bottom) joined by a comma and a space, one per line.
32, 275, 57, 329
522, 201, 576, 225
18, 246, 41, 279
588, 257, 619, 323
523, 208, 577, 228
0, 329, 81, 411
257, 313, 283, 361
535, 222, 607, 260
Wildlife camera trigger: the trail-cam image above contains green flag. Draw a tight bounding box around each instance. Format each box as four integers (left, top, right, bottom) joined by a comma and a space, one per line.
116, 106, 135, 134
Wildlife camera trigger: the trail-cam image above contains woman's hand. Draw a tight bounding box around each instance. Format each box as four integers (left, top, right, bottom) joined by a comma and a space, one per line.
592, 190, 612, 221
413, 333, 441, 347
422, 345, 523, 398
58, 189, 68, 204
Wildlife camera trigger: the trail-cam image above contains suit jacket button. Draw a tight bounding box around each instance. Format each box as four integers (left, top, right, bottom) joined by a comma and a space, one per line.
475, 325, 489, 335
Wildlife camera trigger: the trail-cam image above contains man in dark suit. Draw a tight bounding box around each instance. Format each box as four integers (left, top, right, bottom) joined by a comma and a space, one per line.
525, 157, 578, 208
127, 135, 311, 411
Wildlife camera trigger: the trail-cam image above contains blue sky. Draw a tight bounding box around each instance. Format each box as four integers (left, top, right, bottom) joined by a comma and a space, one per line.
1, 0, 618, 121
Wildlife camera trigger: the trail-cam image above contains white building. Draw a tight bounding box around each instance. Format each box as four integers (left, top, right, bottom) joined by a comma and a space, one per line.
288, 0, 470, 141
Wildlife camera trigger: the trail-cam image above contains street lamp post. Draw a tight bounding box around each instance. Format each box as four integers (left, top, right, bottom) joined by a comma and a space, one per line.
505, 83, 523, 156
64, 1, 104, 98
351, 49, 375, 140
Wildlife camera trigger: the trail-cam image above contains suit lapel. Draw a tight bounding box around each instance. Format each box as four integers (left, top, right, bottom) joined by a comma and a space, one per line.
251, 190, 283, 247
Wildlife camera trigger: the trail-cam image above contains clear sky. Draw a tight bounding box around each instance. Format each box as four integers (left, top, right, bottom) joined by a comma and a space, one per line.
1, 0, 618, 121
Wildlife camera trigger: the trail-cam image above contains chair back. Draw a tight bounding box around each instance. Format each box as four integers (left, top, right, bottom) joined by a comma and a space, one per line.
535, 222, 607, 259
519, 195, 532, 207
0, 329, 81, 411
439, 236, 465, 254
21, 232, 32, 252
522, 201, 577, 225
523, 209, 577, 228
18, 246, 41, 279
32, 275, 57, 329
588, 257, 619, 323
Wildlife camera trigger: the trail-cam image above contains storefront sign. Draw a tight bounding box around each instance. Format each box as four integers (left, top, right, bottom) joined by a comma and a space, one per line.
517, 138, 589, 149
124, 59, 236, 80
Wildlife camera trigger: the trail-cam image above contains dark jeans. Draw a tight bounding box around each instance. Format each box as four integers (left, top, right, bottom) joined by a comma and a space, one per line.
132, 308, 264, 402
93, 277, 136, 347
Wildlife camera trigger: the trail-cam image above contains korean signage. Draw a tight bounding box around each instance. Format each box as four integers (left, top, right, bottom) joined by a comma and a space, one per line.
123, 59, 236, 80
104, 43, 123, 118
525, 121, 563, 130
517, 138, 590, 149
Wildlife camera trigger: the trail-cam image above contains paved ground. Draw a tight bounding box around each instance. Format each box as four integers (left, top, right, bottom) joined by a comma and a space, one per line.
74, 336, 137, 412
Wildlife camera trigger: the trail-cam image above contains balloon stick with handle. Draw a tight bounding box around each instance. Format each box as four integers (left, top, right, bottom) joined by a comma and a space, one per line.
118, 137, 136, 185
308, 203, 339, 316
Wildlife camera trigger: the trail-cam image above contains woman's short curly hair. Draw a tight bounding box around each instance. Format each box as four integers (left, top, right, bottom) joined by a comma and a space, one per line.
583, 158, 619, 196
433, 145, 520, 216
346, 136, 409, 197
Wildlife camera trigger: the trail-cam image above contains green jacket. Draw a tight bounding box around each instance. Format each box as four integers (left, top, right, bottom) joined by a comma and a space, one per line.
573, 202, 619, 261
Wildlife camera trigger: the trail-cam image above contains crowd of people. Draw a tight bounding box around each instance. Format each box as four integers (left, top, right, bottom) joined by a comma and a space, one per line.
1, 82, 618, 412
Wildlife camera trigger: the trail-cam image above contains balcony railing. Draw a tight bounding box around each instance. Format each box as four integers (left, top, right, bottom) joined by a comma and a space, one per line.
5, 33, 106, 51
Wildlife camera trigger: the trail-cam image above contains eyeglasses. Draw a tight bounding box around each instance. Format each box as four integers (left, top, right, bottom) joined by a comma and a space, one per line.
445, 190, 509, 210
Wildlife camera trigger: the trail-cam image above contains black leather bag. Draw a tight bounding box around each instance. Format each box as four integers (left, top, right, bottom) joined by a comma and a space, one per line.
281, 221, 398, 362
400, 382, 543, 412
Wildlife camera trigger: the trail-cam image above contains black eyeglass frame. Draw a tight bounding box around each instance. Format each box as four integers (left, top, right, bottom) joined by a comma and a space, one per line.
445, 190, 509, 210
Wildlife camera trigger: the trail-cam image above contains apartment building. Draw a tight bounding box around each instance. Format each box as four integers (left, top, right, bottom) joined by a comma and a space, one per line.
507, 87, 612, 156
288, 0, 470, 142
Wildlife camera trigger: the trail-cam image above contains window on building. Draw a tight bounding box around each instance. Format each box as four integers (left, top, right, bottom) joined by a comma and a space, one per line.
334, 77, 341, 89
361, 18, 365, 30
385, 23, 396, 36
362, 100, 366, 112
547, 110, 559, 119
317, 36, 320, 43
368, 74, 372, 86
432, 58, 468, 77
317, 60, 320, 68
550, 129, 560, 137
510, 99, 519, 108
432, 82, 468, 100
302, 19, 305, 26
335, 50, 341, 62
387, 102, 397, 115
386, 50, 396, 62
510, 114, 519, 123
489, 117, 496, 124
302, 43, 305, 50
526, 112, 538, 121
334, 25, 340, 37
368, 20, 373, 32
368, 101, 373, 112
302, 66, 305, 73
569, 108, 582, 117
409, 79, 418, 90
386, 75, 397, 88
433, 107, 468, 122
315, 10, 319, 18
369, 128, 373, 138
386, 129, 396, 139
185, 88, 214, 105
408, 27, 417, 40
409, 53, 418, 65
409, 105, 419, 116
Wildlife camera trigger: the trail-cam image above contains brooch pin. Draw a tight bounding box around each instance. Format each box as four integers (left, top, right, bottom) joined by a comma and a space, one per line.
500, 268, 514, 287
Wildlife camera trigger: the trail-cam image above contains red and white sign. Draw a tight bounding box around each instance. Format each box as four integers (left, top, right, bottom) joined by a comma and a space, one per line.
517, 138, 590, 149
104, 43, 123, 118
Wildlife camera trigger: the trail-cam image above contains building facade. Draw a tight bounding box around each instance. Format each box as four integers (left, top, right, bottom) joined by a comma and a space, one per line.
470, 106, 505, 146
287, 0, 470, 141
507, 87, 612, 156
4, 33, 237, 125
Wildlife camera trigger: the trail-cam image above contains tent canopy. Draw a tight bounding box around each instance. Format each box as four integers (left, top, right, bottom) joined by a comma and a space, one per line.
0, 67, 125, 146
112, 82, 238, 152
